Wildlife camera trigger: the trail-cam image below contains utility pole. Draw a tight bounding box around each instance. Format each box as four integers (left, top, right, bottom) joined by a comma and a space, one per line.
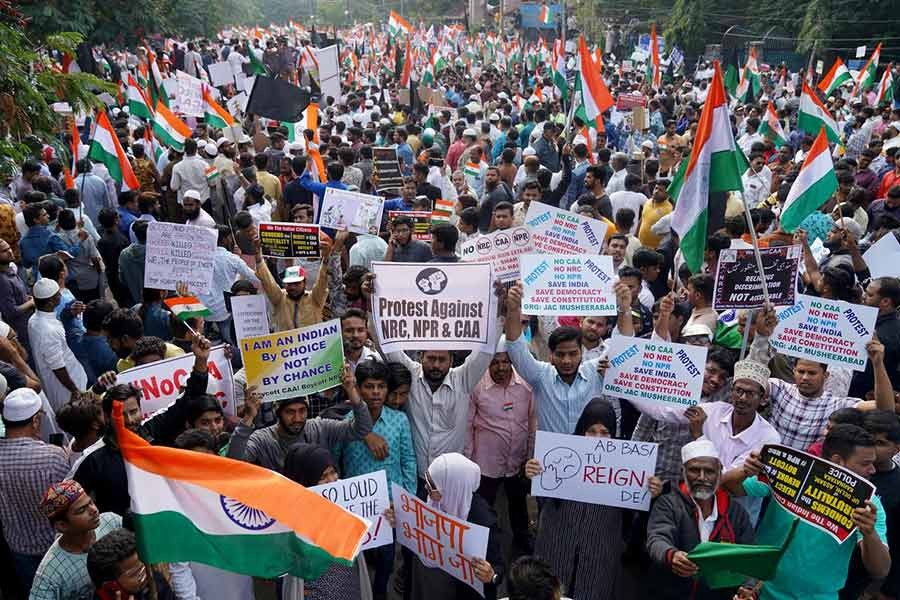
560, 0, 567, 45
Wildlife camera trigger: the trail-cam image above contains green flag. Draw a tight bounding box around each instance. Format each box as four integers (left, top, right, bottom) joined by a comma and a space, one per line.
246, 43, 269, 76
724, 64, 739, 98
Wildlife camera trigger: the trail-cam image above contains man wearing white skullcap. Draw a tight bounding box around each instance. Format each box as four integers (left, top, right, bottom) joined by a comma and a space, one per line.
646, 438, 754, 599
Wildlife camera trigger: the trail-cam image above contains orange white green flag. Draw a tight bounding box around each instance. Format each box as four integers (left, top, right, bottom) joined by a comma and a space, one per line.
88, 111, 140, 191
152, 100, 192, 152
202, 86, 235, 130
113, 402, 368, 579
780, 127, 837, 232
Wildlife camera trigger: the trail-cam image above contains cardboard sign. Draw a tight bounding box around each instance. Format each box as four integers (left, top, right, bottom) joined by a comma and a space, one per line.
862, 233, 900, 280
523, 201, 608, 255
144, 222, 217, 295
319, 188, 385, 235
760, 444, 875, 543
117, 345, 234, 418
310, 471, 392, 551
373, 147, 404, 191
530, 431, 658, 511
391, 483, 490, 596
713, 245, 801, 310
459, 226, 534, 282
519, 254, 617, 315
208, 62, 235, 87
770, 294, 878, 371
616, 93, 648, 110
258, 222, 320, 259
173, 70, 204, 117
241, 320, 345, 402
389, 210, 432, 241
603, 335, 707, 408
231, 294, 269, 342
371, 261, 497, 354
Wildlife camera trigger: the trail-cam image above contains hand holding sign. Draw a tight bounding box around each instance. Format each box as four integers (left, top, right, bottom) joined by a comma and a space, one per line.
867, 335, 885, 365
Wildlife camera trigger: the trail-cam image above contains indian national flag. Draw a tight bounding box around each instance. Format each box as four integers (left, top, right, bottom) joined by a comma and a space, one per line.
855, 43, 882, 94
576, 35, 614, 126
388, 10, 412, 37
399, 39, 412, 88
463, 161, 482, 179
758, 101, 787, 148
668, 62, 744, 273
735, 46, 760, 102
539, 4, 553, 24
205, 165, 221, 184
798, 81, 841, 144
875, 65, 894, 105
647, 24, 661, 89
552, 39, 568, 102
153, 101, 192, 152
282, 103, 320, 145
780, 128, 837, 232
164, 296, 212, 320
88, 111, 139, 191
202, 87, 235, 130
143, 127, 164, 163
126, 73, 153, 120
112, 403, 368, 579
818, 57, 852, 97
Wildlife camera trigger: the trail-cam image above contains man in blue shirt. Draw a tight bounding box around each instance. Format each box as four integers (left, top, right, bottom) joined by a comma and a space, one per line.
19, 202, 83, 273
66, 299, 118, 385
116, 191, 139, 239
394, 129, 414, 177
299, 160, 347, 235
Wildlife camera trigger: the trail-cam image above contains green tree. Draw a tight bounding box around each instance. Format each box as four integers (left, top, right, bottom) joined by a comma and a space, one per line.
664, 0, 708, 56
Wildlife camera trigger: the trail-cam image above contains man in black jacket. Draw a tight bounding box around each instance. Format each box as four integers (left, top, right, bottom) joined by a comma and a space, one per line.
646, 439, 754, 600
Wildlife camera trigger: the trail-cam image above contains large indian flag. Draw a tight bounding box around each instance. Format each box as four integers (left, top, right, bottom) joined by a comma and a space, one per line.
576, 35, 614, 125
88, 111, 139, 191
669, 62, 744, 273
818, 57, 852, 97
758, 101, 787, 148
126, 73, 153, 121
855, 43, 882, 94
798, 81, 841, 144
202, 87, 235, 130
552, 39, 568, 102
647, 24, 661, 89
388, 10, 412, 37
876, 65, 894, 105
780, 127, 837, 232
153, 101, 192, 152
735, 46, 760, 102
113, 402, 368, 579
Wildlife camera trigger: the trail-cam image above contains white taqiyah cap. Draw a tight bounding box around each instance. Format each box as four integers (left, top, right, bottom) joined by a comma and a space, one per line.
733, 360, 770, 392
33, 278, 60, 300
681, 439, 719, 464
2, 387, 42, 421
183, 189, 203, 201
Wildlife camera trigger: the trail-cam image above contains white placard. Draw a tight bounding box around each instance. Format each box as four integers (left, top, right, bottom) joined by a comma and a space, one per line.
770, 294, 878, 371
314, 45, 342, 101
208, 61, 235, 87
231, 294, 269, 342
319, 187, 385, 235
530, 431, 658, 511
856, 46, 867, 58
144, 222, 217, 294
520, 254, 617, 315
173, 70, 204, 117
862, 233, 900, 280
310, 471, 392, 551
458, 226, 534, 282
523, 201, 608, 255
226, 92, 248, 118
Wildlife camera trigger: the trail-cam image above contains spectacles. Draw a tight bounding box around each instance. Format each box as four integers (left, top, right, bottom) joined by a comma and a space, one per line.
732, 386, 762, 400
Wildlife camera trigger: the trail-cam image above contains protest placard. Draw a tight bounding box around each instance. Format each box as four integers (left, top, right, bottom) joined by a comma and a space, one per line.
459, 226, 533, 282
241, 320, 345, 402
258, 222, 320, 259
144, 222, 217, 295
391, 483, 490, 596
602, 335, 707, 408
319, 188, 385, 235
310, 471, 392, 551
713, 245, 801, 310
862, 233, 900, 279
371, 261, 497, 354
173, 70, 204, 117
770, 294, 878, 371
373, 147, 404, 191
760, 444, 875, 543
523, 201, 608, 255
616, 93, 648, 110
208, 62, 234, 87
230, 294, 269, 342
530, 431, 658, 511
389, 210, 432, 240
117, 345, 234, 418
519, 254, 617, 315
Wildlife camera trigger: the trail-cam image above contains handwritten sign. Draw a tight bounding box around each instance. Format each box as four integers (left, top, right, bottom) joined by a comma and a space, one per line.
310, 471, 392, 551
530, 431, 658, 511
240, 320, 345, 402
602, 335, 707, 408
371, 262, 497, 354
389, 210, 432, 240
258, 222, 320, 259
770, 294, 878, 371
144, 222, 217, 295
524, 201, 608, 255
760, 444, 875, 543
520, 254, 617, 315
319, 188, 385, 235
391, 483, 489, 596
459, 226, 534, 282
173, 70, 204, 117
117, 345, 234, 418
230, 294, 269, 342
713, 246, 801, 310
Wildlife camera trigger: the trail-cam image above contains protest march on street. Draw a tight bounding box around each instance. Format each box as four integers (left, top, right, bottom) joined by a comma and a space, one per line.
3, 2, 900, 600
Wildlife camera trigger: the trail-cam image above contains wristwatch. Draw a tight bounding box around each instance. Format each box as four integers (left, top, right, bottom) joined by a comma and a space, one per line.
491, 572, 500, 586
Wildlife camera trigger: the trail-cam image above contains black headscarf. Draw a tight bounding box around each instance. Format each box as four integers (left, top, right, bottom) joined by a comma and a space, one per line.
282, 443, 335, 487
574, 398, 618, 438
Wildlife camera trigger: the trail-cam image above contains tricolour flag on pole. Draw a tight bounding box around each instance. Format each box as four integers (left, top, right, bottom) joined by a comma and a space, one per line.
647, 24, 662, 89
854, 43, 882, 94
576, 35, 614, 126
126, 74, 153, 120
798, 81, 841, 144
758, 101, 787, 148
202, 87, 235, 130
780, 127, 837, 232
875, 65, 894, 105
163, 296, 212, 320
735, 46, 760, 102
668, 62, 744, 273
88, 111, 139, 191
112, 402, 368, 580
399, 39, 412, 88
388, 11, 413, 37
817, 57, 852, 97
153, 101, 192, 152
539, 4, 553, 24
552, 39, 568, 103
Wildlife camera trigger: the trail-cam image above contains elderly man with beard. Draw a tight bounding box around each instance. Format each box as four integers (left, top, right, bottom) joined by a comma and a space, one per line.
646, 440, 754, 600
227, 364, 373, 472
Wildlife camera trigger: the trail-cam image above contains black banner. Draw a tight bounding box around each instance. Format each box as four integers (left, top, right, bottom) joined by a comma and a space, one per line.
258, 222, 320, 259
373, 147, 404, 193
713, 245, 800, 310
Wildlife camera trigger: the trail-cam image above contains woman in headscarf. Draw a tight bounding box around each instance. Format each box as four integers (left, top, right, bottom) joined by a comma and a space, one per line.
281, 443, 373, 600
408, 453, 504, 600
524, 399, 662, 600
